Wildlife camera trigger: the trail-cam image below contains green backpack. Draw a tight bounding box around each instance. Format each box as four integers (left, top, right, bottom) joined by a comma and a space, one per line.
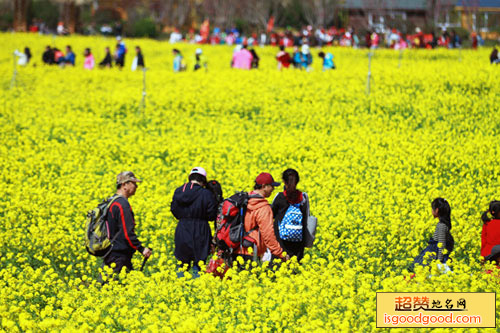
85, 195, 121, 257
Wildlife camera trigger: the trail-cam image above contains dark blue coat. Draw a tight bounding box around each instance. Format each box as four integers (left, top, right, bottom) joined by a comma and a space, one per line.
171, 182, 217, 263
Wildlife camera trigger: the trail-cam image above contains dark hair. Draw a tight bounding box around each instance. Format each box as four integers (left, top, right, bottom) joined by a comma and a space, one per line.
254, 183, 263, 190
482, 200, 500, 224
206, 180, 223, 205
188, 173, 207, 186
282, 168, 300, 185
279, 45, 285, 51
432, 198, 451, 230
24, 47, 31, 60
117, 183, 122, 190
318, 51, 325, 58
282, 168, 300, 201
173, 48, 180, 54
66, 45, 71, 50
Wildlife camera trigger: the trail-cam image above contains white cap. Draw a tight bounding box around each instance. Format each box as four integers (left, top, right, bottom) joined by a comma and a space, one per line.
195, 48, 202, 55
301, 44, 310, 54
190, 167, 207, 177
116, 35, 122, 41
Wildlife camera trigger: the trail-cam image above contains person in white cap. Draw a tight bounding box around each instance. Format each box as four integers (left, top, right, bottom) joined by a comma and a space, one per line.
298, 44, 312, 71
193, 48, 207, 71
171, 167, 217, 277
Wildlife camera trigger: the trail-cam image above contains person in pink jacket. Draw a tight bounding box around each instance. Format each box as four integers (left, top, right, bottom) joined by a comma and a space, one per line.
84, 48, 95, 70
233, 173, 289, 265
232, 44, 253, 70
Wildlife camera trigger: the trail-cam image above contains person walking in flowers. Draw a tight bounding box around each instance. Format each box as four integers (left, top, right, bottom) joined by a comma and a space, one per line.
232, 173, 289, 266
104, 172, 152, 274
171, 167, 217, 277
413, 198, 454, 272
272, 169, 309, 262
480, 201, 500, 266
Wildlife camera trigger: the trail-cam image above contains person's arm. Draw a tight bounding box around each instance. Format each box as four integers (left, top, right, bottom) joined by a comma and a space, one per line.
257, 205, 283, 258
481, 223, 488, 257
170, 188, 181, 219
205, 190, 217, 221
433, 223, 447, 262
111, 200, 144, 253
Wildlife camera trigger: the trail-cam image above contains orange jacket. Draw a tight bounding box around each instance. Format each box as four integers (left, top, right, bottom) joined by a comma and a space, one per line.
235, 192, 284, 258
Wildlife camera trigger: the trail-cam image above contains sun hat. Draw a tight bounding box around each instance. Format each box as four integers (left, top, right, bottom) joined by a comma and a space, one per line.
190, 167, 207, 177
116, 171, 142, 185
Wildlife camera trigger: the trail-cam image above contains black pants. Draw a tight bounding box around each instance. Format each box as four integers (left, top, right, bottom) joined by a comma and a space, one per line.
103, 252, 133, 274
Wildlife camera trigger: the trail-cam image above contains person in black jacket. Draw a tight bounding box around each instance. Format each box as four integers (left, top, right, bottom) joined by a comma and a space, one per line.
42, 45, 54, 65
99, 47, 113, 68
271, 168, 308, 262
171, 167, 217, 277
104, 171, 152, 274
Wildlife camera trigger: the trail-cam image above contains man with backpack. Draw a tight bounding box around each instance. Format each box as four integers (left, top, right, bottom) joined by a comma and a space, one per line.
104, 171, 152, 273
232, 173, 289, 264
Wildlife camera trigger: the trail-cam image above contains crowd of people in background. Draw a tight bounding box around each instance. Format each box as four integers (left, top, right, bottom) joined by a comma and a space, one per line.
12, 26, 499, 72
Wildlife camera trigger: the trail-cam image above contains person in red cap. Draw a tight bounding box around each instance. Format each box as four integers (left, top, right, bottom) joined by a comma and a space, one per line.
233, 172, 289, 264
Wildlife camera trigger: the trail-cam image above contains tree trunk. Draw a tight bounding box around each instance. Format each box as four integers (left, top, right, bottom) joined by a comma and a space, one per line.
62, 2, 77, 33
14, 0, 27, 32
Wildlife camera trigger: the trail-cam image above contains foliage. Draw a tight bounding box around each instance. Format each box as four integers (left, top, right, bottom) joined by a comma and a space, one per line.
1, 33, 500, 331
131, 17, 158, 38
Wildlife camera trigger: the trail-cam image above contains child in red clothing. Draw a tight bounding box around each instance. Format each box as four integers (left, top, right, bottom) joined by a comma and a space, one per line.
481, 201, 500, 261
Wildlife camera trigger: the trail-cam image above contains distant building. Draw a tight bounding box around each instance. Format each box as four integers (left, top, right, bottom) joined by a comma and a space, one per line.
342, 0, 499, 36
455, 0, 500, 34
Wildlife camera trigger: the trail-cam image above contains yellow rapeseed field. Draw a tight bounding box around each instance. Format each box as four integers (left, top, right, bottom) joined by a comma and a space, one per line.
0, 33, 499, 331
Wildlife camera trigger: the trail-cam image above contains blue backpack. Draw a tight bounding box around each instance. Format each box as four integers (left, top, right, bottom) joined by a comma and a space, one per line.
279, 203, 303, 242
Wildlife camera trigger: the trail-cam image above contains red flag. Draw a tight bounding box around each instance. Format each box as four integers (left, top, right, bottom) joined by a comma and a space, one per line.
200, 19, 210, 41
267, 16, 274, 33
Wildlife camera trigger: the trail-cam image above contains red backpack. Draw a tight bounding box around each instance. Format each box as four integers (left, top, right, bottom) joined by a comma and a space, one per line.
215, 192, 260, 253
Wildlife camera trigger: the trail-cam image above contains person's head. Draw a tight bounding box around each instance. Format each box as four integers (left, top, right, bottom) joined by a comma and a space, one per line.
136, 46, 141, 53
254, 172, 280, 198
84, 48, 91, 56
301, 44, 309, 55
188, 167, 207, 186
431, 198, 451, 229
173, 48, 180, 55
66, 45, 71, 52
318, 51, 325, 58
282, 168, 300, 191
279, 45, 285, 51
206, 180, 223, 205
195, 48, 202, 55
105, 46, 110, 53
46, 45, 51, 51
24, 47, 31, 56
115, 43, 120, 49
482, 200, 500, 223
116, 171, 142, 198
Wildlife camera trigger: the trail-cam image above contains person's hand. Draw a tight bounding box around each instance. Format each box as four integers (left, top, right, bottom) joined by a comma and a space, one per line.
142, 247, 152, 258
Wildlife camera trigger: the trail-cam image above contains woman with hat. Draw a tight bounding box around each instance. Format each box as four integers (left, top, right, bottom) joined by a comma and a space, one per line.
171, 167, 218, 277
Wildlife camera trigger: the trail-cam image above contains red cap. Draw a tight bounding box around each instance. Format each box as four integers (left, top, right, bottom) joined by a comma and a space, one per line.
255, 173, 280, 187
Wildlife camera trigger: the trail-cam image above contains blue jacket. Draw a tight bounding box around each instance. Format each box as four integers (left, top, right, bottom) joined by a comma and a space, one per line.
171, 182, 217, 263
65, 52, 75, 65
323, 53, 335, 69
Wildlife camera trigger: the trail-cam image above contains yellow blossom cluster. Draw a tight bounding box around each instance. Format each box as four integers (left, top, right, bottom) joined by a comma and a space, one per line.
0, 33, 499, 331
